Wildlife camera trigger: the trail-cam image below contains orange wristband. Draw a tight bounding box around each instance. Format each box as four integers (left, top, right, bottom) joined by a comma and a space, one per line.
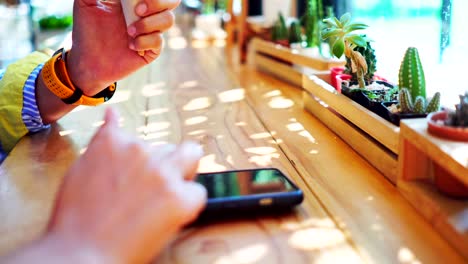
41, 48, 116, 106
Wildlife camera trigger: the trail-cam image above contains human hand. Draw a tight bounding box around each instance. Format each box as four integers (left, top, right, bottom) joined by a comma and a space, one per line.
46, 108, 206, 263
67, 0, 180, 95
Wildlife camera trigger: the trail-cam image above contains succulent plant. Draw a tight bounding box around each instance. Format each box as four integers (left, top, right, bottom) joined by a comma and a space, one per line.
445, 92, 468, 127
322, 13, 369, 88
304, 0, 323, 48
345, 39, 376, 85
398, 88, 440, 114
398, 47, 426, 100
289, 21, 303, 44
271, 13, 288, 42
397, 47, 440, 114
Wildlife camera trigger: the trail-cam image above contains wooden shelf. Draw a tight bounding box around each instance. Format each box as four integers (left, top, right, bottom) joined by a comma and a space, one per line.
398, 119, 468, 260
302, 73, 401, 183
249, 38, 344, 87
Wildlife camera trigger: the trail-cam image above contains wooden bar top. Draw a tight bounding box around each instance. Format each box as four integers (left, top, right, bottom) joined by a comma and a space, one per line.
0, 24, 465, 263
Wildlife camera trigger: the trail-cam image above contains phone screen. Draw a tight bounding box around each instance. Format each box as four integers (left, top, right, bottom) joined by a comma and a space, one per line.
196, 168, 299, 199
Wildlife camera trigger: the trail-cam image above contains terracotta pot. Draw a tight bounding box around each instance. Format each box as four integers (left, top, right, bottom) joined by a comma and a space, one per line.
427, 111, 468, 142
433, 162, 468, 199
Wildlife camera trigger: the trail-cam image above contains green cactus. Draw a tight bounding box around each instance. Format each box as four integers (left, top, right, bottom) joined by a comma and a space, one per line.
413, 96, 426, 114
345, 39, 376, 85
426, 92, 441, 113
446, 92, 468, 127
305, 0, 323, 48
271, 13, 288, 42
289, 21, 303, 44
399, 88, 413, 113
398, 47, 426, 100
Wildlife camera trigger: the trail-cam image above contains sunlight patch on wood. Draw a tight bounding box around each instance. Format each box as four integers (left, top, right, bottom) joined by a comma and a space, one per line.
263, 90, 281, 98
183, 97, 212, 111
185, 116, 208, 126
249, 132, 274, 139
141, 108, 169, 117
218, 88, 245, 103
59, 130, 74, 137
141, 82, 166, 97
213, 243, 269, 264
178, 80, 199, 89
245, 147, 277, 155
137, 122, 170, 133
287, 122, 304, 132
198, 154, 227, 172
268, 97, 294, 109
288, 227, 346, 251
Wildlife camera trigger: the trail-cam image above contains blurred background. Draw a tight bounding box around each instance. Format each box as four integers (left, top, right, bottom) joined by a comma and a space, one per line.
0, 0, 466, 104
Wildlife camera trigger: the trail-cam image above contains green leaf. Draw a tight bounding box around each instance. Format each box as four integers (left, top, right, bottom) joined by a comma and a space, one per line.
322, 17, 338, 27
333, 17, 342, 28
346, 23, 369, 32
347, 34, 367, 47
340, 13, 351, 26
332, 38, 345, 58
322, 28, 342, 40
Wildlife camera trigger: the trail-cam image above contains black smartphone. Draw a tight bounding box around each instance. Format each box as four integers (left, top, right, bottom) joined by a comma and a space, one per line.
195, 168, 303, 218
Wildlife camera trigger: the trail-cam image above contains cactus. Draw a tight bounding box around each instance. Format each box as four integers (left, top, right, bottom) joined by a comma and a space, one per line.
345, 39, 376, 85
271, 13, 288, 42
289, 21, 303, 44
399, 88, 414, 113
446, 92, 468, 127
398, 47, 426, 100
305, 0, 323, 48
426, 92, 441, 113
413, 96, 426, 114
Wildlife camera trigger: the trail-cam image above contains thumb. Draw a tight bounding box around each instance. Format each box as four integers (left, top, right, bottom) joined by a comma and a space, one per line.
103, 107, 120, 129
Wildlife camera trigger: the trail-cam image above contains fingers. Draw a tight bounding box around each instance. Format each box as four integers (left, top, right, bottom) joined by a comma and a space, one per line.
103, 107, 120, 128
129, 11, 174, 37
134, 0, 181, 17
178, 182, 207, 224
165, 141, 204, 181
130, 32, 163, 52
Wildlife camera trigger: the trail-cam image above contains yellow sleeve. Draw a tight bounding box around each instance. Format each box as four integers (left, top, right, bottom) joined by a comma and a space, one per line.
0, 52, 49, 152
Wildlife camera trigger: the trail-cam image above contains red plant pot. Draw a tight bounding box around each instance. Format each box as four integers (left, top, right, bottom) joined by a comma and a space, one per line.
330, 67, 345, 89
427, 111, 468, 142
335, 73, 351, 93
427, 111, 468, 198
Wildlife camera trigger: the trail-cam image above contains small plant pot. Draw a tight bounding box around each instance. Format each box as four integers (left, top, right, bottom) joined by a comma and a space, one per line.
330, 67, 345, 90
433, 162, 468, 199
335, 73, 351, 93
427, 111, 468, 142
381, 102, 427, 126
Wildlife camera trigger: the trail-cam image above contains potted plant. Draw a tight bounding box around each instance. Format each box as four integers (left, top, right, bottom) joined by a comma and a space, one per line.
270, 12, 289, 47
193, 0, 226, 40
262, 0, 292, 27
427, 92, 468, 198
383, 47, 440, 125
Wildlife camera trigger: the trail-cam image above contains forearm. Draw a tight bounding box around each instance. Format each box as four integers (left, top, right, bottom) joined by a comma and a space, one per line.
35, 70, 76, 124
0, 234, 112, 264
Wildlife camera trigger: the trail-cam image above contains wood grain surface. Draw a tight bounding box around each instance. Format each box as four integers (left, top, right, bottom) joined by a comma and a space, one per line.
0, 21, 465, 264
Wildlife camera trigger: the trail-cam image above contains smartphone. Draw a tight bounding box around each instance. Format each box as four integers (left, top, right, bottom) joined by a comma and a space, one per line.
195, 168, 303, 218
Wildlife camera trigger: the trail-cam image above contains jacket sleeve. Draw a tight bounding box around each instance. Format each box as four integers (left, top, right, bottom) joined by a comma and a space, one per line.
0, 51, 50, 154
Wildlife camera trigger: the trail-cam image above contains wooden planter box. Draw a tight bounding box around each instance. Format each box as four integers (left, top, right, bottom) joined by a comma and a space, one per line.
249, 38, 344, 87
302, 72, 402, 183
398, 119, 468, 260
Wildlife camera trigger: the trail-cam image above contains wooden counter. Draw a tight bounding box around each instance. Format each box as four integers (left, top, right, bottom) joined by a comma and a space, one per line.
0, 24, 465, 263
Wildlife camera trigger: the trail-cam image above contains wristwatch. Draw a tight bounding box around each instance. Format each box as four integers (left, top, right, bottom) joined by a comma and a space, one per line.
41, 48, 116, 106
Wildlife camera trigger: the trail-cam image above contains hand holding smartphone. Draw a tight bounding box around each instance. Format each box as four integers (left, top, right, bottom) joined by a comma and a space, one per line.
195, 168, 303, 219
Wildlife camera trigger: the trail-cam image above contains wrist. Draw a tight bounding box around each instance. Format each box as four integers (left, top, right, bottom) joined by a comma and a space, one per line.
66, 49, 109, 96
39, 232, 119, 264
